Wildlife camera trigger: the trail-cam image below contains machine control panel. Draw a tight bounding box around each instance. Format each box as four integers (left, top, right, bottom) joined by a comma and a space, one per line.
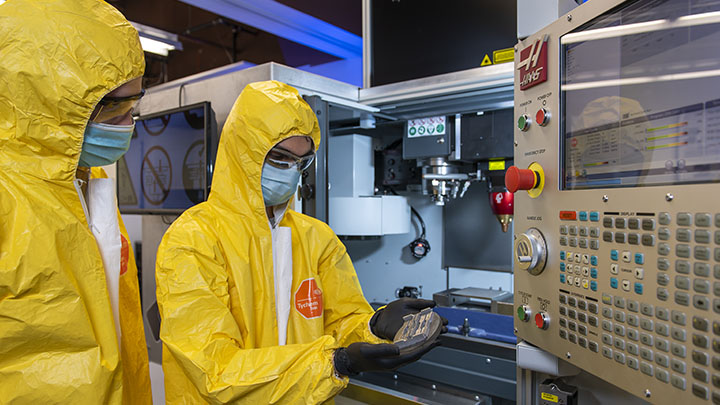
513, 0, 720, 402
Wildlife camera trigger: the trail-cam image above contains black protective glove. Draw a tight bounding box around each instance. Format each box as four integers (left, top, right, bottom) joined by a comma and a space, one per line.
333, 340, 441, 376
370, 298, 447, 341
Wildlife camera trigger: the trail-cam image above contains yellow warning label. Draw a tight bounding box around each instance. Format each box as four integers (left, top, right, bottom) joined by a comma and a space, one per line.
481, 54, 493, 66
541, 393, 559, 403
493, 47, 515, 64
489, 159, 505, 171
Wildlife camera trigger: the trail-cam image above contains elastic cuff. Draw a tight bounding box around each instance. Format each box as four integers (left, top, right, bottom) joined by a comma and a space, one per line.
333, 348, 357, 376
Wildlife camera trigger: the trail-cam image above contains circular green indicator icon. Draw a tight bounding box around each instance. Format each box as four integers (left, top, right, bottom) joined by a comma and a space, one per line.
418, 126, 426, 135
437, 124, 444, 133
409, 127, 416, 135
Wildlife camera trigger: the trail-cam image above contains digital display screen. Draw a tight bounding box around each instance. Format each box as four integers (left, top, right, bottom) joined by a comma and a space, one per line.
118, 102, 213, 214
561, 0, 720, 190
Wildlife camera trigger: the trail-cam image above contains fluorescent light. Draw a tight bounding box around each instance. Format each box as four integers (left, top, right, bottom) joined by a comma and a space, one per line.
138, 36, 174, 56
0, 1, 6, 5
130, 21, 183, 56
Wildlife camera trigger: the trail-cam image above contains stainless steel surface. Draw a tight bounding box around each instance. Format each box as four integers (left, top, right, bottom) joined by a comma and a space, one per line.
442, 183, 514, 272
362, 0, 371, 89
513, 0, 720, 402
359, 64, 514, 120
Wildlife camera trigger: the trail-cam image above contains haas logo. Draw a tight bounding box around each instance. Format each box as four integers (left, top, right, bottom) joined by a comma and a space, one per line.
518, 34, 549, 90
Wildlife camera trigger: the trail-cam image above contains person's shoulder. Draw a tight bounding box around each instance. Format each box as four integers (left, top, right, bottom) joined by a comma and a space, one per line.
286, 209, 335, 235
161, 202, 221, 246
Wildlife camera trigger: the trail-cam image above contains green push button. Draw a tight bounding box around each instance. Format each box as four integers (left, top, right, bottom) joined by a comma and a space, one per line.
517, 114, 530, 131
517, 305, 530, 322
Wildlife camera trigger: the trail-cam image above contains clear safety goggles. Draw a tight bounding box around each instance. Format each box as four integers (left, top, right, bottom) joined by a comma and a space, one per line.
92, 89, 145, 123
265, 146, 315, 171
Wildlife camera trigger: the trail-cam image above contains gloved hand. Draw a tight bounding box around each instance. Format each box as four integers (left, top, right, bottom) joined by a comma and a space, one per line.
370, 298, 447, 340
333, 340, 440, 376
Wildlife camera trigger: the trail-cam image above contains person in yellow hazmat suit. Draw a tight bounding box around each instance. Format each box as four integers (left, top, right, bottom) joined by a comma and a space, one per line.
155, 80, 447, 404
0, 0, 152, 403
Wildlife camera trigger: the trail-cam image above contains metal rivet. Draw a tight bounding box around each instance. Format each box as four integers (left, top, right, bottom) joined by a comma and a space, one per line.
514, 328, 518, 334
644, 389, 651, 397
665, 193, 674, 202
566, 352, 571, 359
393, 374, 398, 380
475, 395, 481, 401
432, 384, 437, 390
567, 14, 572, 22
486, 358, 491, 364
602, 195, 609, 202
514, 141, 518, 147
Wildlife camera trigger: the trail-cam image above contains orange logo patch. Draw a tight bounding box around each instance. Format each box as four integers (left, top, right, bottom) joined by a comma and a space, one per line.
295, 278, 323, 319
120, 235, 129, 276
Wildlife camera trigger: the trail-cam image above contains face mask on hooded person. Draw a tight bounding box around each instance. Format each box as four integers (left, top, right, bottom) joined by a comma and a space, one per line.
78, 87, 145, 167
261, 140, 315, 206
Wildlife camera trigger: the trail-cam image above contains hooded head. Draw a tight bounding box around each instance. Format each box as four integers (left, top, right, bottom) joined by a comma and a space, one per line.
209, 81, 321, 219
0, 0, 145, 181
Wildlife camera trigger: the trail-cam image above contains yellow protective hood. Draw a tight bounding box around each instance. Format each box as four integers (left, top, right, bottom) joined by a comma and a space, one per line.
0, 0, 145, 179
208, 80, 320, 215
0, 0, 149, 403
156, 81, 383, 404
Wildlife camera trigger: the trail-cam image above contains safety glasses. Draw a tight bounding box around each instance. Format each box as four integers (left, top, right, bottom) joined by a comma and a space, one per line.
92, 89, 145, 123
265, 146, 315, 171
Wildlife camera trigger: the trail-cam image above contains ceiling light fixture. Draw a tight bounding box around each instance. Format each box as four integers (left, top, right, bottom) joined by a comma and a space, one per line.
130, 21, 183, 57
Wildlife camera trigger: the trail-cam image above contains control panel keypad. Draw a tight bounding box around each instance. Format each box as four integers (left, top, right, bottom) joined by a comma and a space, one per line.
569, 211, 720, 397
551, 210, 720, 398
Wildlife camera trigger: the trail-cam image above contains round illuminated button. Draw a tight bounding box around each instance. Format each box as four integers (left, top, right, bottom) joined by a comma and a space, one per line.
517, 305, 531, 322
517, 114, 530, 131
535, 312, 550, 329
505, 166, 538, 193
535, 108, 550, 126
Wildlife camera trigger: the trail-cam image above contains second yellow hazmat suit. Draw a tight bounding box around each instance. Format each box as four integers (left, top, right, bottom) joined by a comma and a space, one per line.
156, 81, 385, 404
0, 0, 152, 403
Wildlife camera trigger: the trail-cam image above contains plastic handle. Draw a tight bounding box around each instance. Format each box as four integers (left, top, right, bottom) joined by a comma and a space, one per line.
505, 166, 537, 193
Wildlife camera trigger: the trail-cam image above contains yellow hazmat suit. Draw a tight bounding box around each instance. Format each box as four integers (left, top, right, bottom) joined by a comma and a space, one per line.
156, 81, 385, 404
0, 0, 152, 403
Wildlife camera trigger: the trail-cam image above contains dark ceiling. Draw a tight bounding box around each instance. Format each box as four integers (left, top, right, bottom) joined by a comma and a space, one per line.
108, 0, 360, 88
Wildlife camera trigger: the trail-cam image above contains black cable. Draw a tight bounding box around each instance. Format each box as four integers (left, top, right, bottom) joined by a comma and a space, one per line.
410, 206, 426, 239
387, 186, 426, 239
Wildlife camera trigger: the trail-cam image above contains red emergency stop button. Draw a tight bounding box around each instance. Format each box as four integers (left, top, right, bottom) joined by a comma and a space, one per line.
536, 108, 550, 126
506, 166, 539, 193
535, 312, 550, 330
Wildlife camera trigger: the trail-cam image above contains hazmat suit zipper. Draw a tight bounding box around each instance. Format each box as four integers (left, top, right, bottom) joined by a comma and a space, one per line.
74, 178, 91, 227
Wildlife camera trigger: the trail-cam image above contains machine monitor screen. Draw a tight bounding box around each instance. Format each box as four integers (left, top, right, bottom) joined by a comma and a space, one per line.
561, 0, 720, 190
118, 102, 215, 214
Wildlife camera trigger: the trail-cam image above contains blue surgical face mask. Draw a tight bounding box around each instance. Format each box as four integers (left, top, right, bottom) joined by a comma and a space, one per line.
78, 121, 135, 167
261, 163, 301, 206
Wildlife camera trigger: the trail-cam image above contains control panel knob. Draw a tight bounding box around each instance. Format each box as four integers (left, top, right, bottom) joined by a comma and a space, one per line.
535, 312, 550, 330
505, 166, 539, 193
514, 228, 547, 275
517, 305, 531, 322
517, 114, 530, 131
535, 108, 550, 126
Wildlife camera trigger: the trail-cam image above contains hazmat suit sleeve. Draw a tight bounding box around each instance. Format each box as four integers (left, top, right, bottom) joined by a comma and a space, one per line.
316, 226, 388, 347
156, 219, 347, 404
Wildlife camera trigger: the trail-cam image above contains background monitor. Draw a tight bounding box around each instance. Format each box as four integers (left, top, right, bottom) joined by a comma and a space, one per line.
118, 102, 216, 214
